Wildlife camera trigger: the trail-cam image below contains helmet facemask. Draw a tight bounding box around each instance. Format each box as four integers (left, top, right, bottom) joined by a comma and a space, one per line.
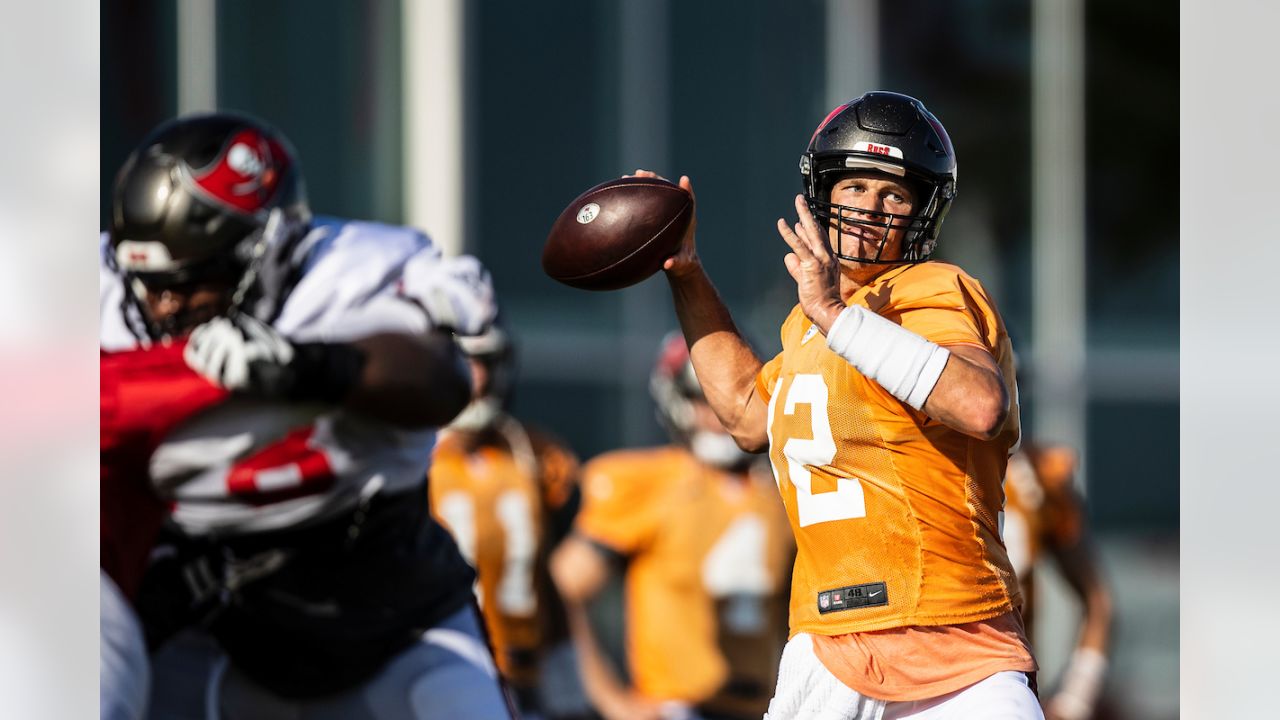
120, 206, 305, 339
802, 156, 951, 266
127, 258, 245, 339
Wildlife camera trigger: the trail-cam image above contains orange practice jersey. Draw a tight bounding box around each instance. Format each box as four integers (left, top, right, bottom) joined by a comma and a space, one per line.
1003, 443, 1083, 633
757, 261, 1022, 638
576, 447, 794, 707
429, 420, 579, 685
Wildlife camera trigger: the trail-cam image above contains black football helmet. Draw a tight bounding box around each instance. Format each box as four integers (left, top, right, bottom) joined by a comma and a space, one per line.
800, 91, 957, 264
108, 112, 310, 337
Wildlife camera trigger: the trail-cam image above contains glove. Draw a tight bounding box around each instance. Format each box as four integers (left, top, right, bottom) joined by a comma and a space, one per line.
184, 314, 364, 403
185, 314, 296, 394
399, 253, 497, 336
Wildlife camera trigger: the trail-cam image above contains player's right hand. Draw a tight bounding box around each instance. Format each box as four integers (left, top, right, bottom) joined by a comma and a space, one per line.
184, 314, 296, 396
627, 169, 700, 280
184, 314, 366, 405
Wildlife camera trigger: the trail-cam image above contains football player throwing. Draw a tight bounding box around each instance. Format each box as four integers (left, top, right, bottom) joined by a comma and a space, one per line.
649, 91, 1043, 718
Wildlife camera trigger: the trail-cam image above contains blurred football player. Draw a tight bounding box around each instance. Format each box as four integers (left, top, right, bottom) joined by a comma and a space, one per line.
550, 332, 794, 720
1004, 444, 1113, 720
100, 342, 229, 720
101, 112, 514, 719
428, 323, 588, 718
645, 90, 1042, 718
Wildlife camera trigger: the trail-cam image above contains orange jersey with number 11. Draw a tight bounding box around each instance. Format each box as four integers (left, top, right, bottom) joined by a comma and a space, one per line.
757, 262, 1022, 638
430, 425, 579, 685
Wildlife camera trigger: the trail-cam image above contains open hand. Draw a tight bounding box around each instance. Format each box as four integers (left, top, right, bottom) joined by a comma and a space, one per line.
184, 314, 296, 396
777, 194, 845, 333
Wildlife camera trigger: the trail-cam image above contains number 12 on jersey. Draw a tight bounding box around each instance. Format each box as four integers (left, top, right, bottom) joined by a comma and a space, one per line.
767, 374, 867, 528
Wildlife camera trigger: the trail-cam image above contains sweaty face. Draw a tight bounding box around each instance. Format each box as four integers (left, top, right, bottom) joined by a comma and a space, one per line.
139, 278, 235, 338
826, 171, 917, 264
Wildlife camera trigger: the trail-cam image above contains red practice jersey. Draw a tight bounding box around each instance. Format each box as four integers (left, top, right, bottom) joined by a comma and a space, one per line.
100, 343, 228, 599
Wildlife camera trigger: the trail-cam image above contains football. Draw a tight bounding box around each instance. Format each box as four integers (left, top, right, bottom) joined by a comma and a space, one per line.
542, 176, 692, 291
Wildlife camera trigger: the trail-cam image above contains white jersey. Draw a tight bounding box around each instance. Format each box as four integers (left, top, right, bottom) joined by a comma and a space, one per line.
100, 217, 466, 536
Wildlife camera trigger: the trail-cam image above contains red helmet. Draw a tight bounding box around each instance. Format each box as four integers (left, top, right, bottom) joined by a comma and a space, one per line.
649, 332, 753, 470
649, 331, 701, 440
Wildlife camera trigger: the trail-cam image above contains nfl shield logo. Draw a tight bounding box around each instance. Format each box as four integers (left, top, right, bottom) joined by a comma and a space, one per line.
818, 592, 831, 610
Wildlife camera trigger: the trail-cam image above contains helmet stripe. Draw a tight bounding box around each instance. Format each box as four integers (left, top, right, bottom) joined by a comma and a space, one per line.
189, 129, 291, 215
810, 101, 854, 145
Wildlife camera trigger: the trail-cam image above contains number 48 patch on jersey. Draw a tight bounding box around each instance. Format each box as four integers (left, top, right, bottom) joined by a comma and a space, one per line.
817, 581, 888, 614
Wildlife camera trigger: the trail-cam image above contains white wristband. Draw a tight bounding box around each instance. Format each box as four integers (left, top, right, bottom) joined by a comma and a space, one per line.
825, 305, 950, 410
1047, 647, 1108, 720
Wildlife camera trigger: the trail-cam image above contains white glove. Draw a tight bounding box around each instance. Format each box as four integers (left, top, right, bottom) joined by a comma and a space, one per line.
184, 315, 295, 393
399, 253, 497, 336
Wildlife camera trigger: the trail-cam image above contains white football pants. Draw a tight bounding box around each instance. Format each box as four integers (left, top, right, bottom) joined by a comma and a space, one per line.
764, 632, 1043, 720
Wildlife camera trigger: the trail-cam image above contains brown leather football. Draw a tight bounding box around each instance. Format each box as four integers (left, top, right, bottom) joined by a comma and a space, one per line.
542, 176, 692, 291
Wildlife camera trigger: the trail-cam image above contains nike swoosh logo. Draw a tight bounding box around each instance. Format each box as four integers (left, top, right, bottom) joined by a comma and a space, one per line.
869, 590, 882, 598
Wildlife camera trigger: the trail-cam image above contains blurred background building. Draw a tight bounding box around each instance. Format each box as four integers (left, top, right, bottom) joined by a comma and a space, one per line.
101, 1, 1177, 717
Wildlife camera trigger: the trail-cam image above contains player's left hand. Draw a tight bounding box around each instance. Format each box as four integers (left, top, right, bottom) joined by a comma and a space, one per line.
627, 169, 701, 280
184, 314, 297, 396
778, 193, 846, 333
